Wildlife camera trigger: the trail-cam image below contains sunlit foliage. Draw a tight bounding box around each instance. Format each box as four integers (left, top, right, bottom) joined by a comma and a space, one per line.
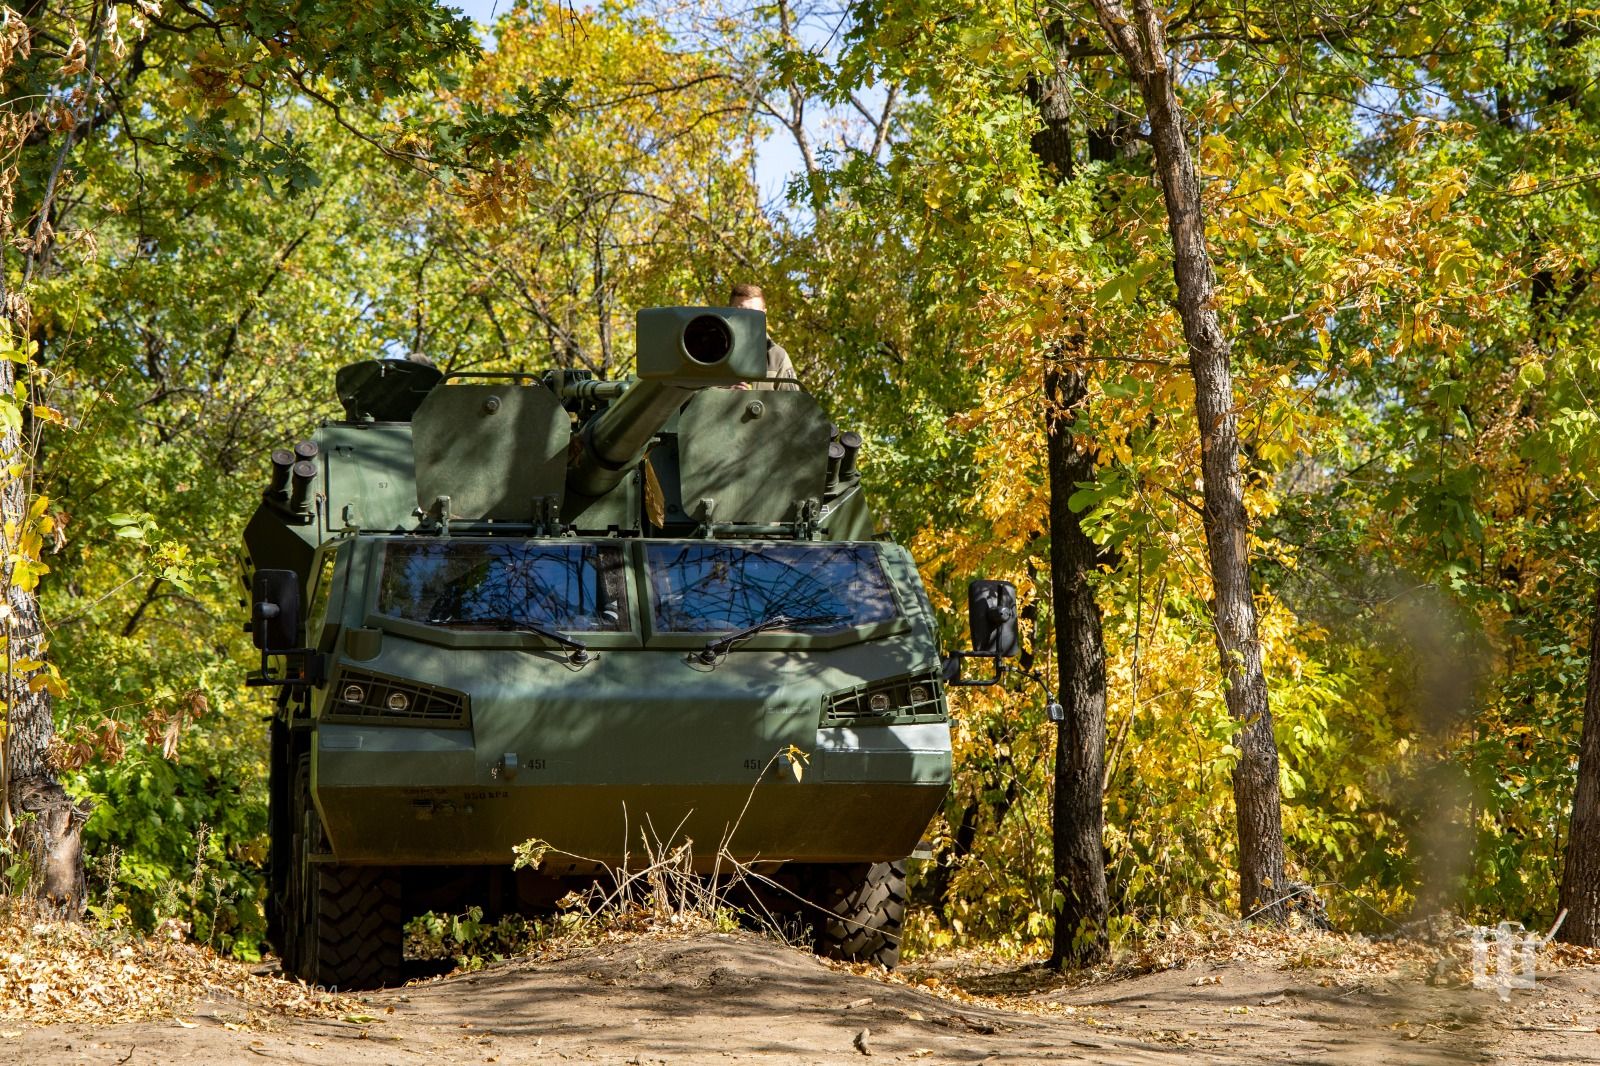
7, 0, 1599, 958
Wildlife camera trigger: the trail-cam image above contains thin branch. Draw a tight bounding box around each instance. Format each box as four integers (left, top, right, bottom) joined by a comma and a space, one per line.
22, 0, 107, 288
210, 194, 326, 382
284, 69, 453, 179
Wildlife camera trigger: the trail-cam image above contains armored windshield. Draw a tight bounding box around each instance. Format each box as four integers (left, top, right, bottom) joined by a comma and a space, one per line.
377, 541, 628, 632
646, 543, 899, 634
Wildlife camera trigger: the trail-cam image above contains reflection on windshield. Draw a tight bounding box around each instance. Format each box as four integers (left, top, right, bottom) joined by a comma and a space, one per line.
646, 544, 898, 633
378, 541, 628, 632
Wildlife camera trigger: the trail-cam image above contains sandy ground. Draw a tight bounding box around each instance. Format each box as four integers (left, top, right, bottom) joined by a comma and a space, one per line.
5, 931, 1599, 1065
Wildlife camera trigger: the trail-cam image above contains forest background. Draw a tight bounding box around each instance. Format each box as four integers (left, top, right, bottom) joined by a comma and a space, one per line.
1, 0, 1598, 961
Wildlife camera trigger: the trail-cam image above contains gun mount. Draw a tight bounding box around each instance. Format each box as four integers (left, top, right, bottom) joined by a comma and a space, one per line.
565, 307, 768, 497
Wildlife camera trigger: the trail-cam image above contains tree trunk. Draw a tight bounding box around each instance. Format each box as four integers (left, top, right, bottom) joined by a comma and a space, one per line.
0, 309, 85, 913
1557, 569, 1600, 943
1028, 31, 1112, 967
1087, 0, 1287, 920
1045, 362, 1111, 966
1537, 18, 1594, 943
0, 0, 94, 914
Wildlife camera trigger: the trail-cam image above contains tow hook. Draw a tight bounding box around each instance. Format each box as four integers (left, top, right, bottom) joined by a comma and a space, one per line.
494, 752, 520, 781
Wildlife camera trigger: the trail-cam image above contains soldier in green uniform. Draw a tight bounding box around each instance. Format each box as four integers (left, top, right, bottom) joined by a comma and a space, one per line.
728, 283, 800, 391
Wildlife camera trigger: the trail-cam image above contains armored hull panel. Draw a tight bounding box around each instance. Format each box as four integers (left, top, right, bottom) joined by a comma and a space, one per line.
308, 536, 952, 868
316, 777, 946, 868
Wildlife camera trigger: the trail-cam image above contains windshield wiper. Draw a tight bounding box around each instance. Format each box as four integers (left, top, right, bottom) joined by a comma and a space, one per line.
432, 611, 592, 663
504, 620, 588, 654
695, 613, 845, 664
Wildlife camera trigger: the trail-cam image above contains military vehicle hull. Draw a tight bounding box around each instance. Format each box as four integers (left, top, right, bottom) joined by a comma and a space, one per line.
245, 309, 952, 988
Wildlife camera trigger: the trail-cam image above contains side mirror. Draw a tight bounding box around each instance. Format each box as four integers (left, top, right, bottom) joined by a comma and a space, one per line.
968, 580, 1019, 658
943, 579, 1020, 688
252, 569, 302, 652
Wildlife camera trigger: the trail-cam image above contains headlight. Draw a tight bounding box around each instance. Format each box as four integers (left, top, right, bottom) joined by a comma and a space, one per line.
386, 691, 410, 713
909, 684, 929, 703
868, 692, 892, 713
341, 684, 366, 704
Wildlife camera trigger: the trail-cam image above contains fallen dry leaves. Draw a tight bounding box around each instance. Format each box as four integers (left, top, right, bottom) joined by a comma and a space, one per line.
881, 916, 1600, 1017
0, 907, 362, 1027
4, 900, 1599, 1038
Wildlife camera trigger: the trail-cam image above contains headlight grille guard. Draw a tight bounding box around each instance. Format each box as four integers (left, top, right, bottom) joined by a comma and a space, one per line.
323, 668, 471, 728
821, 669, 946, 727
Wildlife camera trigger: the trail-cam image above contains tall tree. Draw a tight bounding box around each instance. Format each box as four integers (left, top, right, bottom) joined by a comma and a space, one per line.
1560, 582, 1600, 944
0, 0, 560, 908
1045, 360, 1112, 963
1029, 25, 1111, 966
1544, 13, 1600, 949
1081, 0, 1287, 918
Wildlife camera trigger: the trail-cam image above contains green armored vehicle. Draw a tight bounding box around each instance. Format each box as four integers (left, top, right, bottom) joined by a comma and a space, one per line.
243, 308, 957, 989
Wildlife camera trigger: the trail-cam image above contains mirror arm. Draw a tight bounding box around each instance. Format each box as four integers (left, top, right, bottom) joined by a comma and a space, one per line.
943, 650, 1003, 687
248, 646, 325, 689
1009, 665, 1065, 722
943, 653, 1065, 722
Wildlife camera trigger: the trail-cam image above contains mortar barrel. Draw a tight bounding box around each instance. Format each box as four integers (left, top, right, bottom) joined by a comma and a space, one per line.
839, 431, 862, 480
825, 441, 845, 493
567, 307, 761, 499
288, 460, 318, 513
567, 379, 699, 498
268, 448, 294, 496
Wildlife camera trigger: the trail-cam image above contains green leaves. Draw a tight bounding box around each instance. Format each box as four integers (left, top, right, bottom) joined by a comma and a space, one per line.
105, 514, 145, 540
234, 0, 482, 104
1092, 260, 1164, 306
8, 0, 1599, 956
408, 78, 572, 171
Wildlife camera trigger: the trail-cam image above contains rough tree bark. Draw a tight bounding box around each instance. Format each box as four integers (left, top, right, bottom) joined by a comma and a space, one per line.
0, 312, 86, 912
1085, 0, 1287, 919
1544, 12, 1598, 950
0, 0, 103, 912
1045, 362, 1111, 966
1558, 579, 1600, 945
1029, 33, 1111, 967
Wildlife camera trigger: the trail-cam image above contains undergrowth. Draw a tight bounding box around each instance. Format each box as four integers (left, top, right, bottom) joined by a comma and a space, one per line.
406, 833, 766, 974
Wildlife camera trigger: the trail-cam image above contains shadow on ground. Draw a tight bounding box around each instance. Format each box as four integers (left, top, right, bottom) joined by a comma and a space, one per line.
5, 930, 1599, 1064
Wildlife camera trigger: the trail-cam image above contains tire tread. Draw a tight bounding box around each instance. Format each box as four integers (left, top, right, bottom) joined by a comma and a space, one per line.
809, 860, 907, 969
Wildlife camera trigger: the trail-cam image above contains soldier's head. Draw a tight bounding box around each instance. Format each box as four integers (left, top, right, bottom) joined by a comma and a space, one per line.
729, 283, 766, 312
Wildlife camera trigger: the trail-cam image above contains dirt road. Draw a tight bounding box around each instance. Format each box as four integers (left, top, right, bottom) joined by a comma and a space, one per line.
6, 931, 1599, 1064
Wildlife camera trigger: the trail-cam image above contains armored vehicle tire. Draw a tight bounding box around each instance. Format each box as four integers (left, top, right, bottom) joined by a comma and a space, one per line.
809, 860, 907, 969
284, 757, 402, 990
